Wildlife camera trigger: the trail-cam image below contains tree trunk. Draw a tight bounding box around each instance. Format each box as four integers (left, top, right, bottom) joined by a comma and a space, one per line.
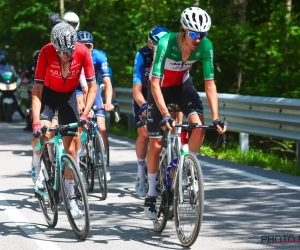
230, 0, 248, 94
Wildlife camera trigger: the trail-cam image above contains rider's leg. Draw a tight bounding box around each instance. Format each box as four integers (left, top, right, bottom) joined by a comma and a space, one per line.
58, 91, 83, 219
31, 120, 52, 188
188, 114, 205, 155
177, 78, 205, 156
135, 124, 149, 197
133, 100, 149, 196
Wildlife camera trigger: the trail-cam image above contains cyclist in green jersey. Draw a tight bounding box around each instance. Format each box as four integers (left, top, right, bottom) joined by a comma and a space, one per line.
144, 7, 227, 219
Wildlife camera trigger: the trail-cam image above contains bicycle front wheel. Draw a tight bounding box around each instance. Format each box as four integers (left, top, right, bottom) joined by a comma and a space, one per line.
38, 149, 58, 228
94, 131, 107, 200
153, 154, 169, 232
60, 154, 90, 240
174, 154, 204, 247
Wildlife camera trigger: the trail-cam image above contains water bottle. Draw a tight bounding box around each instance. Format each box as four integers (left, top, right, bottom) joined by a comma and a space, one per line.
166, 158, 178, 187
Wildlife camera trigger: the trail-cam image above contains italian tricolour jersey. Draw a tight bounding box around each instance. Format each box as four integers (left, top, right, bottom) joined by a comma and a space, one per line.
150, 32, 214, 87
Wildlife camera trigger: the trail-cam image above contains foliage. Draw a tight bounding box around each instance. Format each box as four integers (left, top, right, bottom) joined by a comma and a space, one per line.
1, 0, 300, 97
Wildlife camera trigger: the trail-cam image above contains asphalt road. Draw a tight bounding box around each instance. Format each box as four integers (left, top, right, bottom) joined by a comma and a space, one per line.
1, 116, 300, 250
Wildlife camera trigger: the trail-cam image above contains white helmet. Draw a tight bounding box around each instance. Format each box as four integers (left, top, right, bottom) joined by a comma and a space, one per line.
63, 11, 80, 31
180, 7, 211, 32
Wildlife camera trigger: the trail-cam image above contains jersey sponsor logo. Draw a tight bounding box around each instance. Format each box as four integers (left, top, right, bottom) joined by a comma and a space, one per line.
196, 53, 200, 56
149, 132, 159, 136
157, 50, 165, 70
49, 69, 80, 78
171, 53, 178, 57
101, 62, 108, 70
170, 61, 193, 71
210, 49, 214, 68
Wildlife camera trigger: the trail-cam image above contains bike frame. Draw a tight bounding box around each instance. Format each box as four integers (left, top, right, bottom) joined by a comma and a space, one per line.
34, 122, 78, 197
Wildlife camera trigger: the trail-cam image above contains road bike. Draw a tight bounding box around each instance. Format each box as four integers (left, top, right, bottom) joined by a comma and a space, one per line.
34, 122, 90, 240
79, 102, 120, 200
153, 118, 226, 247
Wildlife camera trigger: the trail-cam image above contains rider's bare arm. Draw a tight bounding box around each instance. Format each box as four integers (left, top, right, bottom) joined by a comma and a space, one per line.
204, 79, 219, 121
32, 85, 43, 124
83, 81, 97, 116
151, 77, 169, 117
133, 84, 146, 107
102, 76, 113, 105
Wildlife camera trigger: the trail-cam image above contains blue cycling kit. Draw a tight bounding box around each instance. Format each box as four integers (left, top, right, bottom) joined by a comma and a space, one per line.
76, 49, 112, 118
132, 46, 153, 125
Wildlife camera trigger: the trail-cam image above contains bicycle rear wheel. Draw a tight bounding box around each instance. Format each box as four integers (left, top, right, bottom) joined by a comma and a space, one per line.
60, 154, 90, 240
153, 154, 169, 232
174, 154, 204, 247
94, 131, 107, 200
38, 149, 58, 228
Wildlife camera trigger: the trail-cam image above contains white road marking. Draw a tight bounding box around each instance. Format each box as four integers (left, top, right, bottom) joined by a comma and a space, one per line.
0, 194, 61, 250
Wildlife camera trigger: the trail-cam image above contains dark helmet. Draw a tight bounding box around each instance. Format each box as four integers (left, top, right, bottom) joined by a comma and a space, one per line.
148, 25, 169, 44
32, 50, 40, 66
77, 31, 93, 43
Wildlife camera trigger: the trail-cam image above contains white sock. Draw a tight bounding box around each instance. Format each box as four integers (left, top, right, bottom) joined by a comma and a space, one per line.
32, 152, 41, 167
137, 158, 146, 177
189, 151, 198, 158
76, 150, 80, 169
65, 179, 75, 198
147, 172, 158, 197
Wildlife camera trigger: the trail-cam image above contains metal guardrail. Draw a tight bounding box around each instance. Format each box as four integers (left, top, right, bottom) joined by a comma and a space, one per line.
115, 87, 300, 164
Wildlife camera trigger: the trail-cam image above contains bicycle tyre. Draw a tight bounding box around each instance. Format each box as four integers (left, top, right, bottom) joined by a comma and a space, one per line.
94, 131, 107, 200
60, 154, 90, 240
83, 136, 94, 192
38, 149, 58, 228
174, 154, 204, 247
106, 140, 110, 166
153, 154, 169, 232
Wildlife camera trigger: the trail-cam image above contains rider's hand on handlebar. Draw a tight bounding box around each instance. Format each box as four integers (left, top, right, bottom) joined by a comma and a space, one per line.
32, 122, 42, 138
213, 119, 228, 134
87, 109, 94, 119
159, 115, 174, 131
103, 103, 114, 112
79, 113, 89, 127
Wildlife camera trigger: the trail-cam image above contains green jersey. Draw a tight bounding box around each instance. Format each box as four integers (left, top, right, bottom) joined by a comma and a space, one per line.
150, 32, 214, 87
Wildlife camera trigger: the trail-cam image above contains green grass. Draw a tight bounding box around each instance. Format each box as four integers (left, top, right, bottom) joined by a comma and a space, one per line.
109, 123, 300, 176
200, 144, 300, 176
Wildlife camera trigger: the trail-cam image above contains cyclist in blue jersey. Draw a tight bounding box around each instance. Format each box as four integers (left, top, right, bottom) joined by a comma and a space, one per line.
76, 30, 114, 181
133, 26, 169, 197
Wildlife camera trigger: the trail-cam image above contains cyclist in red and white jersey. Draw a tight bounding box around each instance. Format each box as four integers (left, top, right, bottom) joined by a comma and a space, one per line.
31, 22, 97, 219
144, 7, 227, 219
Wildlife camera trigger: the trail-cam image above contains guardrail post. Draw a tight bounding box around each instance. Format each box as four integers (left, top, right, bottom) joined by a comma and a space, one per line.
297, 141, 300, 166
239, 132, 249, 152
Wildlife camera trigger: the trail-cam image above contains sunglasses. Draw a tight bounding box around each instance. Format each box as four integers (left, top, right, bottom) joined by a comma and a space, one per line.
187, 31, 207, 40
84, 43, 93, 49
56, 49, 74, 55
67, 22, 78, 28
